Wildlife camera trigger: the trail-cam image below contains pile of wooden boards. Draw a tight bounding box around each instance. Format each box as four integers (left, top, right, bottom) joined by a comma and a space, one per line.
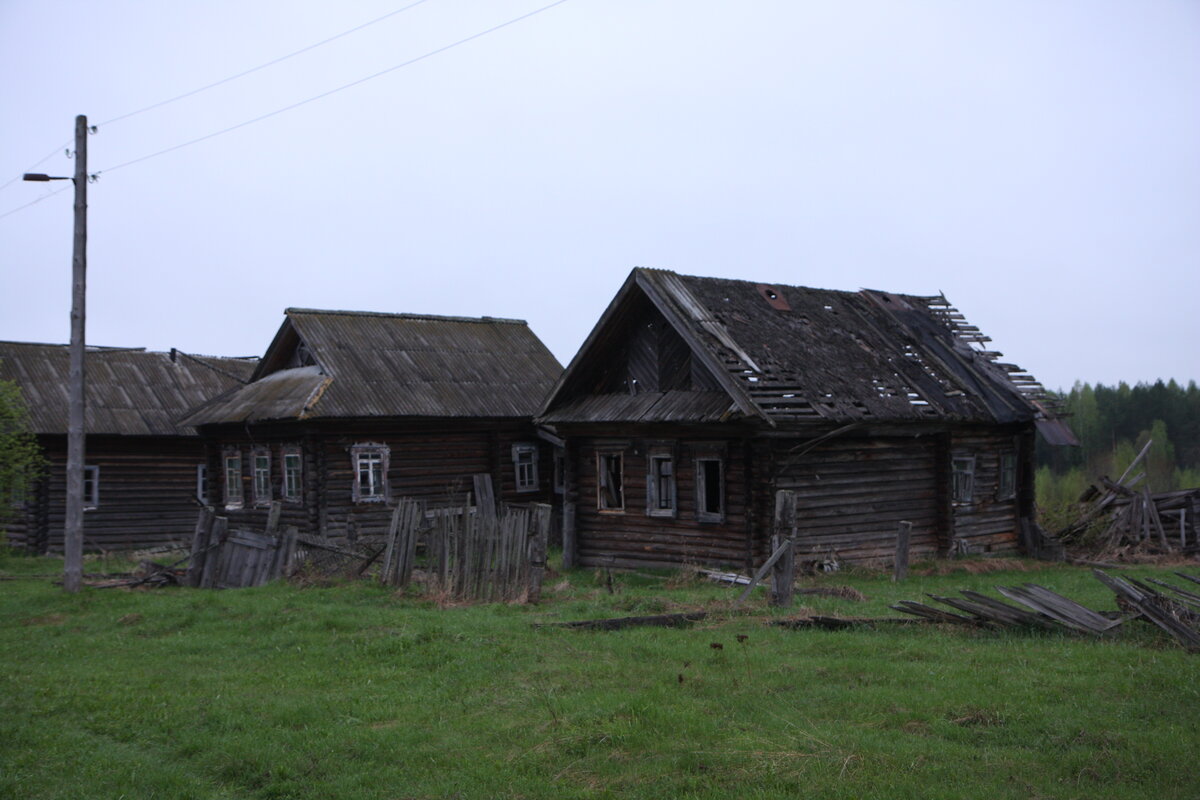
187, 505, 299, 589
894, 570, 1200, 651
1058, 440, 1199, 557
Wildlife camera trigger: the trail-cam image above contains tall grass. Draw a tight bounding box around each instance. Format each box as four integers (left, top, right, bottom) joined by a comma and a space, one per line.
3, 557, 1198, 799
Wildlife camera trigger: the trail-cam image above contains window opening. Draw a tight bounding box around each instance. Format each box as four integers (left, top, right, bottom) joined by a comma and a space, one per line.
598, 452, 624, 512
223, 452, 243, 507
351, 444, 389, 502
196, 464, 207, 503
696, 457, 724, 522
512, 443, 539, 492
647, 453, 676, 517
282, 449, 303, 502
252, 450, 271, 505
997, 452, 1016, 500
83, 465, 99, 509
952, 456, 975, 504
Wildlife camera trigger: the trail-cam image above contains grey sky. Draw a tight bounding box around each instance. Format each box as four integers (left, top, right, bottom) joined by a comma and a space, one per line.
2, 0, 1197, 392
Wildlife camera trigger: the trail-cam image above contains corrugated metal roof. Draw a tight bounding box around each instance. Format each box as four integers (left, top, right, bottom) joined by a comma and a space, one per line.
0, 341, 257, 436
185, 309, 562, 425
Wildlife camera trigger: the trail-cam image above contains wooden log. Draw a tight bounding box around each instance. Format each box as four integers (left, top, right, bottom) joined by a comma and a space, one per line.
527, 503, 551, 604
200, 516, 227, 588
893, 520, 912, 582
736, 536, 793, 606
770, 490, 797, 607
187, 507, 214, 588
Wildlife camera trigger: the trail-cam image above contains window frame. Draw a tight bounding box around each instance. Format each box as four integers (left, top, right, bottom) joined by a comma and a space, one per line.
196, 464, 207, 503
597, 450, 625, 513
512, 442, 539, 493
251, 447, 272, 506
350, 443, 389, 503
952, 455, 976, 505
695, 456, 725, 523
83, 465, 100, 510
646, 449, 677, 518
223, 449, 243, 508
281, 446, 303, 503
996, 452, 1016, 501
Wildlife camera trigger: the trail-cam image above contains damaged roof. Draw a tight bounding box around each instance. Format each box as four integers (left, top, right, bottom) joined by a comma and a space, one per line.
183, 309, 562, 425
540, 268, 1064, 429
0, 341, 256, 436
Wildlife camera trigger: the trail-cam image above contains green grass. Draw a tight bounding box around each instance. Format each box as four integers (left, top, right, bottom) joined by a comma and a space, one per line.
2, 554, 1199, 799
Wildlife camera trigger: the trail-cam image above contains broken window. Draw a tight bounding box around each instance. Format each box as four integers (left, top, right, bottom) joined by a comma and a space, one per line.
282, 447, 303, 503
997, 452, 1016, 501
696, 457, 724, 522
553, 449, 565, 495
512, 443, 539, 492
952, 456, 975, 504
223, 451, 243, 508
597, 451, 624, 512
252, 448, 271, 506
647, 451, 676, 517
351, 444, 388, 502
83, 465, 99, 510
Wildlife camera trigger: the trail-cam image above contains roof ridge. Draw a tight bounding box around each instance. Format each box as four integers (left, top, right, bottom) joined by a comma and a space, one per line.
284, 308, 527, 325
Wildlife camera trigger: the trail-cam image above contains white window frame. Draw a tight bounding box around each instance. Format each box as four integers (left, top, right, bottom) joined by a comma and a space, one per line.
646, 451, 676, 518
597, 451, 625, 513
223, 450, 243, 508
351, 443, 389, 503
251, 448, 272, 506
83, 465, 100, 510
695, 456, 724, 523
512, 443, 539, 493
196, 464, 207, 503
281, 447, 303, 503
952, 456, 975, 505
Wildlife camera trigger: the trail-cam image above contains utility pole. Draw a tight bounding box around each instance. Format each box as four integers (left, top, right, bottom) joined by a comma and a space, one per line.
64, 114, 88, 593
23, 116, 89, 592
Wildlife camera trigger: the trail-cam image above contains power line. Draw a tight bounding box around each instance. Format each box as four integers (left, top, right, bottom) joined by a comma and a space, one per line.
0, 185, 72, 222
96, 0, 573, 177
0, 141, 71, 194
96, 0, 436, 128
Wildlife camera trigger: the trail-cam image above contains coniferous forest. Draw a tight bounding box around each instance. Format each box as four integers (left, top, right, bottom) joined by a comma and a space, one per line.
1035, 379, 1200, 527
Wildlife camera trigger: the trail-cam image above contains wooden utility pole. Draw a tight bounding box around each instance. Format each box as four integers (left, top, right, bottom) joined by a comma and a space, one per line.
63, 115, 88, 593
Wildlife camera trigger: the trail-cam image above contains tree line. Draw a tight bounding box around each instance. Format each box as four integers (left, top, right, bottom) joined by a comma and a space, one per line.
1035, 379, 1200, 524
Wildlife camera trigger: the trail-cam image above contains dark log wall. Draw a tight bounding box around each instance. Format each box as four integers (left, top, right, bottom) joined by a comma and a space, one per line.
23, 435, 207, 553
208, 420, 551, 544
771, 435, 942, 565
949, 428, 1021, 554
572, 436, 752, 569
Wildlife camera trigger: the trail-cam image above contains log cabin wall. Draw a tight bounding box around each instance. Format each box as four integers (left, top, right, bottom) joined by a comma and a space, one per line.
948, 426, 1022, 555
570, 433, 753, 569
27, 434, 208, 553
205, 420, 552, 544
769, 434, 943, 565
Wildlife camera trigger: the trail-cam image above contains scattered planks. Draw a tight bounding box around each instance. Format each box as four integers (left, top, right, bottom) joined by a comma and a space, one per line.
893, 571, 1200, 651
540, 612, 708, 631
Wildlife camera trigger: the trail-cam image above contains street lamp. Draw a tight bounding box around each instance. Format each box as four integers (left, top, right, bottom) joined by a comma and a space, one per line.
24, 115, 88, 593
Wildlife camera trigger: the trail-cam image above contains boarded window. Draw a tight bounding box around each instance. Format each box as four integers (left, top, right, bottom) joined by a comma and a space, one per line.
252, 449, 271, 506
598, 452, 624, 512
83, 465, 99, 510
696, 457, 724, 522
512, 443, 539, 492
224, 452, 243, 507
351, 444, 388, 502
952, 456, 975, 504
647, 453, 676, 517
282, 449, 303, 502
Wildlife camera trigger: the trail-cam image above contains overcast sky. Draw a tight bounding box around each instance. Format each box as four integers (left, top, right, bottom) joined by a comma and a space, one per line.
1, 0, 1197, 392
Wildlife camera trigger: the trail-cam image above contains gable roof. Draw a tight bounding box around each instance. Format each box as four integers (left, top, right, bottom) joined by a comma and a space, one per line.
539, 268, 1063, 429
183, 309, 562, 425
0, 341, 257, 436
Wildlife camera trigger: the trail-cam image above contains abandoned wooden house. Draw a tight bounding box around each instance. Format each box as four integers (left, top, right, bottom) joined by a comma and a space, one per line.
0, 341, 257, 552
180, 309, 562, 542
537, 268, 1075, 570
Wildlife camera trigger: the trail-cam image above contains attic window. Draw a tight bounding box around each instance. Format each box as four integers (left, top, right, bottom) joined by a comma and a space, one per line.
756, 284, 791, 311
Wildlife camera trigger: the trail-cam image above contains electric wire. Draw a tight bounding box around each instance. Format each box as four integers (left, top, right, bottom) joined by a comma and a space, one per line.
96, 0, 435, 128
96, 0, 572, 177
2, 0, 432, 196
0, 185, 72, 221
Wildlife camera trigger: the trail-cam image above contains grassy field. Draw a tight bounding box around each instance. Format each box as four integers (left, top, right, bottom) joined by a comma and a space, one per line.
2, 551, 1198, 799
